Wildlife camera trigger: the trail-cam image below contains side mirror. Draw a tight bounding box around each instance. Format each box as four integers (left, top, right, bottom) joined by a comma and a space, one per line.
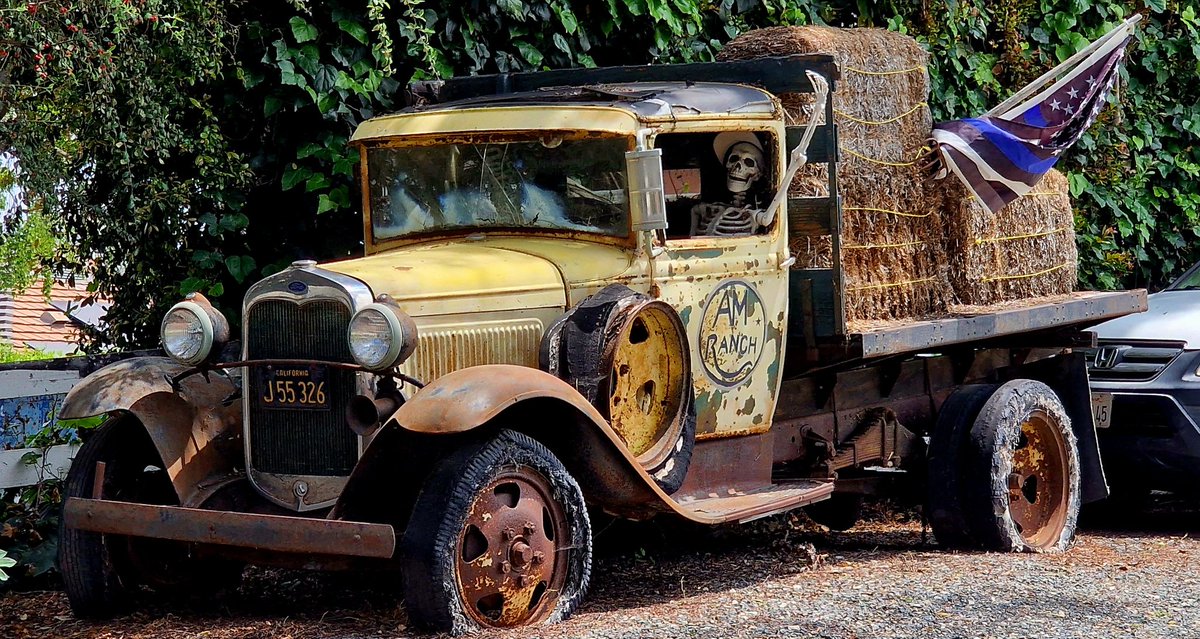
626, 148, 668, 232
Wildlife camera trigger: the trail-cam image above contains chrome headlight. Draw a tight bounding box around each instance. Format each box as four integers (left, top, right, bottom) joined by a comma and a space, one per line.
160, 293, 229, 366
348, 301, 417, 371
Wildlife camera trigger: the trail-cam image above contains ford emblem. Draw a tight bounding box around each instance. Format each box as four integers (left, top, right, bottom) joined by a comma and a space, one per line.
287, 281, 308, 294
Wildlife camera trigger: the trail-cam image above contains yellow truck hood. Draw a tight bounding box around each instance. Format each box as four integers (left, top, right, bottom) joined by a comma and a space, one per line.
324, 242, 565, 317
322, 239, 637, 317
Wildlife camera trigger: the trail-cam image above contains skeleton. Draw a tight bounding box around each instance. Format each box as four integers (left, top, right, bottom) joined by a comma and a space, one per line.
690, 139, 767, 237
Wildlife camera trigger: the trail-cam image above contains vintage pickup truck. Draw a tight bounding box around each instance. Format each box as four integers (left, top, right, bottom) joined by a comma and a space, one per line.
57, 55, 1145, 633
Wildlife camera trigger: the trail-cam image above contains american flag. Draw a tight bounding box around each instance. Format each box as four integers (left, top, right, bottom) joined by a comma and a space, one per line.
931, 16, 1141, 213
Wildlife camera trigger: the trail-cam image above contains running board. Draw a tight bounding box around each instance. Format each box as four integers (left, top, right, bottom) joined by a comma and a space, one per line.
673, 481, 833, 524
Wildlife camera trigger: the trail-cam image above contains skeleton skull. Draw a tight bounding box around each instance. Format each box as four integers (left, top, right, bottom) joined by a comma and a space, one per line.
724, 141, 764, 193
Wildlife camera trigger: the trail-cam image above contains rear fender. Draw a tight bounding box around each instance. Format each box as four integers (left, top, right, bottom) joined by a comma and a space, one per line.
335, 365, 679, 523
60, 356, 242, 507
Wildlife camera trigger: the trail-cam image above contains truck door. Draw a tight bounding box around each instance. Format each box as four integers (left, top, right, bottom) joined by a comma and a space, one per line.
651, 129, 790, 439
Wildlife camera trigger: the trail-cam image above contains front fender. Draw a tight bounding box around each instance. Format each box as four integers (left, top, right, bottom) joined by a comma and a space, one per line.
345, 365, 688, 520
60, 356, 241, 507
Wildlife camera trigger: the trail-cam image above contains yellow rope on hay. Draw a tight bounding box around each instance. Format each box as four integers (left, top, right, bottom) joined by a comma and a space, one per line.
847, 276, 937, 292
843, 239, 926, 249
974, 227, 1068, 245
981, 262, 1072, 283
834, 102, 927, 126
843, 64, 927, 76
843, 206, 933, 219
841, 146, 927, 167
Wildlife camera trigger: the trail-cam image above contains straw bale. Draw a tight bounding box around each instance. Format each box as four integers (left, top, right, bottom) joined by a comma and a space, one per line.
720, 26, 950, 322
944, 169, 1077, 305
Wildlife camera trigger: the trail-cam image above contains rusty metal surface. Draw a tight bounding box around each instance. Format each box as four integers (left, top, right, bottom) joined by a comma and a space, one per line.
674, 480, 833, 523
674, 433, 774, 500
64, 497, 396, 559
1009, 410, 1071, 548
456, 468, 567, 627
58, 356, 243, 508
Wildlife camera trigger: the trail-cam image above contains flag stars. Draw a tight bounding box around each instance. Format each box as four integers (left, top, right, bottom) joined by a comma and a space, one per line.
1086, 75, 1097, 87
1067, 86, 1080, 99
1050, 99, 1063, 111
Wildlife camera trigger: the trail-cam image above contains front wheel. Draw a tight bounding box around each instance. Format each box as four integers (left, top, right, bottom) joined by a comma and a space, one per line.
400, 430, 592, 634
961, 379, 1081, 552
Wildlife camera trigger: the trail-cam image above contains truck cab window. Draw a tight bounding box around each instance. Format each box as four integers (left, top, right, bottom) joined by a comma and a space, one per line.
656, 131, 775, 240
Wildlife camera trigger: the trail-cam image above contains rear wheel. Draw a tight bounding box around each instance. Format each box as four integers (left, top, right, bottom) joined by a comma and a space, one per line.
401, 430, 591, 634
927, 384, 999, 548
961, 379, 1080, 552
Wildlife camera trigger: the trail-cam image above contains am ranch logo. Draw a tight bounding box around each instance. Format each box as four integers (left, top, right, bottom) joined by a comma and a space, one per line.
699, 280, 766, 387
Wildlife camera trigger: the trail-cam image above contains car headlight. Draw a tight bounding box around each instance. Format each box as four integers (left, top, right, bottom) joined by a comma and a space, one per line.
160, 293, 229, 366
347, 301, 417, 371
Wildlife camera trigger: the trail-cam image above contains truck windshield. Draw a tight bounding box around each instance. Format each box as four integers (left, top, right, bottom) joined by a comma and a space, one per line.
367, 136, 631, 240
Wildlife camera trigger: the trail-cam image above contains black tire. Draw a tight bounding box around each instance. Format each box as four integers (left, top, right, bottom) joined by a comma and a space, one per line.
926, 384, 999, 548
400, 430, 592, 634
805, 494, 864, 532
646, 387, 696, 494
961, 379, 1080, 552
59, 417, 243, 618
59, 418, 134, 617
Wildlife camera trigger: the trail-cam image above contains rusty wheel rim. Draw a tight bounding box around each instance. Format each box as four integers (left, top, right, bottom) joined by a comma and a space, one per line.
455, 467, 568, 628
606, 302, 687, 465
1007, 409, 1071, 548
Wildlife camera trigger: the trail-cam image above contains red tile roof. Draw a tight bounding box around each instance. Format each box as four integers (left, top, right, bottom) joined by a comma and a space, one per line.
0, 279, 105, 350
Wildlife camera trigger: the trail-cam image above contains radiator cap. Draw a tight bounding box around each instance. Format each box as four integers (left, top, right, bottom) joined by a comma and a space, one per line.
291, 259, 317, 269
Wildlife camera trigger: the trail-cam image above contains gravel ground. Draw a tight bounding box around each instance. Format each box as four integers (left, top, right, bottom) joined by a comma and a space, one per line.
3, 498, 1198, 639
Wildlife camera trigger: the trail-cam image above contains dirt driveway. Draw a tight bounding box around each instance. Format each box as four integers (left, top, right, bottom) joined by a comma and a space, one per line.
3, 499, 1198, 639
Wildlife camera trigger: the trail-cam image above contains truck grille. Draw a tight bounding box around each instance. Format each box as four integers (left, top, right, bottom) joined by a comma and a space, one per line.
1084, 344, 1182, 382
245, 299, 358, 476
399, 319, 543, 382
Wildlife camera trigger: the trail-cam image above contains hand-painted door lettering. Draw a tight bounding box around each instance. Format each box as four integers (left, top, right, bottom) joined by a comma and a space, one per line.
699, 280, 765, 386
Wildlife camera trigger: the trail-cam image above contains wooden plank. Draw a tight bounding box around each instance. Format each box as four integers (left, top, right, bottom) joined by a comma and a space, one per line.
411, 54, 840, 104
0, 369, 80, 400
0, 443, 78, 490
785, 123, 837, 165
787, 196, 833, 236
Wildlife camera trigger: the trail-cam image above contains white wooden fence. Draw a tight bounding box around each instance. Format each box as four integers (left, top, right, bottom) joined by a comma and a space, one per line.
0, 368, 85, 490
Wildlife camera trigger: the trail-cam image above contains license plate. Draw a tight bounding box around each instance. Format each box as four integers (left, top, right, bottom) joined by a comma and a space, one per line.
258, 365, 330, 410
1091, 392, 1113, 429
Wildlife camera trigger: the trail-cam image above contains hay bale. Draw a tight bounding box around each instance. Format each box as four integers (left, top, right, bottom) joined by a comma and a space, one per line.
945, 169, 1077, 305
719, 26, 951, 323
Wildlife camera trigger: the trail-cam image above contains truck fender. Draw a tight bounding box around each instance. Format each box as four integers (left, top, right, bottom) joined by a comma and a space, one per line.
338, 365, 677, 522
59, 356, 242, 507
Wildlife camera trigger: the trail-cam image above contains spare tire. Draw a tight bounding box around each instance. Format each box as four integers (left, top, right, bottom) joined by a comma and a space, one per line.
541, 285, 695, 494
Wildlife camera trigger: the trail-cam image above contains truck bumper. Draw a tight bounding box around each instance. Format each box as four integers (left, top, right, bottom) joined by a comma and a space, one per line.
63, 497, 397, 559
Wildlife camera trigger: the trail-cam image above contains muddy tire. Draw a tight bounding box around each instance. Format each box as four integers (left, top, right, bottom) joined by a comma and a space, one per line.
547, 284, 695, 494
400, 430, 591, 634
927, 384, 999, 548
961, 379, 1080, 552
805, 494, 864, 532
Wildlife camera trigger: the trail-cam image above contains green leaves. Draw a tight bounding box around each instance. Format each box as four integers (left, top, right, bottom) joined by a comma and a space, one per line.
225, 255, 258, 283
290, 17, 319, 43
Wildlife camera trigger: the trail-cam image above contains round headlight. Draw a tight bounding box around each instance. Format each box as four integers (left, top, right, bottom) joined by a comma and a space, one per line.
348, 302, 417, 371
161, 300, 215, 365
